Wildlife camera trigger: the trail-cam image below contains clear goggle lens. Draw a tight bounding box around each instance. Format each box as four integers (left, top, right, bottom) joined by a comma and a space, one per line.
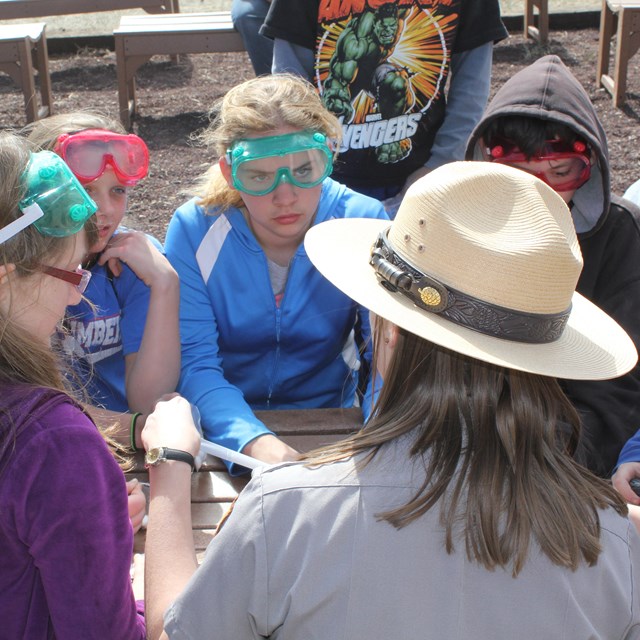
227, 131, 334, 196
55, 129, 149, 186
0, 151, 97, 245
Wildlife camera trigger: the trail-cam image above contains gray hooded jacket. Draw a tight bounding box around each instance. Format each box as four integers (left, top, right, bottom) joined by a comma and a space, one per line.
466, 54, 640, 477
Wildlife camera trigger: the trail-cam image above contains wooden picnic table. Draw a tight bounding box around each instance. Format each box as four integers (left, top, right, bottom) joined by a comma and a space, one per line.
126, 407, 363, 556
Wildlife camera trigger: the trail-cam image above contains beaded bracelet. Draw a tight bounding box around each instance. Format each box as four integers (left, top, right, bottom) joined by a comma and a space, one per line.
130, 412, 142, 452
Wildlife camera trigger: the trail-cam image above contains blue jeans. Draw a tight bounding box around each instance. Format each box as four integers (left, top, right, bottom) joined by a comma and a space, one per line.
231, 0, 274, 76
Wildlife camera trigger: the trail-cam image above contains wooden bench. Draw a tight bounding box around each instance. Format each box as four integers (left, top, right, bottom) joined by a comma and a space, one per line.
127, 407, 363, 556
0, 0, 179, 21
0, 22, 52, 122
114, 11, 245, 129
524, 0, 549, 43
597, 0, 640, 106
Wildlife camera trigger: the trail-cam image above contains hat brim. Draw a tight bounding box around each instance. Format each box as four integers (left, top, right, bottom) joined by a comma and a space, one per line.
305, 218, 637, 380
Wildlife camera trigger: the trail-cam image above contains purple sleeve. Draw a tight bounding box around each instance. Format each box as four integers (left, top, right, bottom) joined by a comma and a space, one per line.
9, 404, 145, 639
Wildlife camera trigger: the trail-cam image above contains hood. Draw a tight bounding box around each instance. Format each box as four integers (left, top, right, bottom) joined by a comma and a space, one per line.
465, 55, 610, 236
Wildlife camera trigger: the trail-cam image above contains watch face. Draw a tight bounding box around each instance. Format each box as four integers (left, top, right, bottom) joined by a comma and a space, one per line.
146, 448, 163, 465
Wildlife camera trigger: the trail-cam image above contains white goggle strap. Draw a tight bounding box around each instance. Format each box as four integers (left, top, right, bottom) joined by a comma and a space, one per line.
0, 203, 44, 245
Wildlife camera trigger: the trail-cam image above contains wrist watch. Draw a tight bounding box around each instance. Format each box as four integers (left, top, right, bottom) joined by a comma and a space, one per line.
145, 447, 195, 471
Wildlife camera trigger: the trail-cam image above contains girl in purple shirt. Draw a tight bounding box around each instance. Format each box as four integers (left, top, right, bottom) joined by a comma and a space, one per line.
0, 133, 145, 638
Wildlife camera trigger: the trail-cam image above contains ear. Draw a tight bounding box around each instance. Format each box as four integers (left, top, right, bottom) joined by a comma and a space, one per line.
383, 321, 399, 349
218, 156, 234, 188
0, 263, 16, 286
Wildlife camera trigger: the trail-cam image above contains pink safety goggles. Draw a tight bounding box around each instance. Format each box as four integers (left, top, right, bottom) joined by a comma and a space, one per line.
54, 129, 149, 186
487, 138, 592, 192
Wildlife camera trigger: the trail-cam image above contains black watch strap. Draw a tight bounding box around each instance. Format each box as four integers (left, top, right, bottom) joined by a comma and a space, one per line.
163, 448, 196, 470
146, 447, 196, 471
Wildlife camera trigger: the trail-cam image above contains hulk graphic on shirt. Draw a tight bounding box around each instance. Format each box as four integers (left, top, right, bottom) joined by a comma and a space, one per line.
323, 3, 414, 163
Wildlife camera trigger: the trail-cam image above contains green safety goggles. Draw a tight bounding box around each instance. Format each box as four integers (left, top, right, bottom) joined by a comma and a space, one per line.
226, 131, 334, 196
0, 150, 97, 245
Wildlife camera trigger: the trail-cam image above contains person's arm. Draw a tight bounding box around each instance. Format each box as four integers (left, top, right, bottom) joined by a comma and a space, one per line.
164, 202, 297, 473
147, 451, 272, 638
9, 407, 145, 638
99, 230, 181, 413
272, 38, 315, 77
425, 42, 493, 170
84, 404, 148, 531
142, 396, 201, 640
612, 430, 640, 504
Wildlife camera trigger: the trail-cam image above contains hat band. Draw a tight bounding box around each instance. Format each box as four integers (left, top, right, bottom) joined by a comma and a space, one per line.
370, 230, 570, 344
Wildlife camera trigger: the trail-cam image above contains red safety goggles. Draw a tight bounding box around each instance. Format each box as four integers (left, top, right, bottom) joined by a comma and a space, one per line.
487, 138, 592, 192
54, 129, 149, 186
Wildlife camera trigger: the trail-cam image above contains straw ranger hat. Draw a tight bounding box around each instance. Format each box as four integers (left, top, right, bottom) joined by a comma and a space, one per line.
305, 162, 637, 380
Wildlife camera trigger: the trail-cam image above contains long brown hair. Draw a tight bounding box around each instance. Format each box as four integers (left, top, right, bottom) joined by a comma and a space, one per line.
0, 132, 84, 390
0, 132, 121, 464
305, 321, 627, 576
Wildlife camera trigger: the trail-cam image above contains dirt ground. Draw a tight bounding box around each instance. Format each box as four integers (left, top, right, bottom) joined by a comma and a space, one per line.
0, 27, 638, 241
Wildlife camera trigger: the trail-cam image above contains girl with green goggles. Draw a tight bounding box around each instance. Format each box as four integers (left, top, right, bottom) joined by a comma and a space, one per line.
158, 73, 388, 477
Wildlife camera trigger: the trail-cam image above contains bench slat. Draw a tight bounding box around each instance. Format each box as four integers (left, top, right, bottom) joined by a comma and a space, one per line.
0, 0, 176, 20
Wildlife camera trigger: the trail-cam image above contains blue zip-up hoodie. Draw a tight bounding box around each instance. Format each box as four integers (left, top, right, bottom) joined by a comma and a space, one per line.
165, 178, 388, 474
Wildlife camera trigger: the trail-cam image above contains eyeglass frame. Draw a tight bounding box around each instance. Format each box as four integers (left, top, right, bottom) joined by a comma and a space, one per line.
40, 265, 92, 294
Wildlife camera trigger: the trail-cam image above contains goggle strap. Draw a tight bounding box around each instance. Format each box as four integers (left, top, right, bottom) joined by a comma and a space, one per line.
0, 203, 44, 245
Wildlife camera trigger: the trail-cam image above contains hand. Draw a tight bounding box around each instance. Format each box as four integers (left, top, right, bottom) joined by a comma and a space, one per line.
98, 230, 178, 290
141, 395, 201, 459
130, 553, 145, 601
242, 434, 299, 464
611, 462, 640, 505
127, 478, 147, 534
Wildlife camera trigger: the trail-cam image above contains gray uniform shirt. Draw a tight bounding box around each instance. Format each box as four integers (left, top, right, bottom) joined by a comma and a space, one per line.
165, 437, 640, 639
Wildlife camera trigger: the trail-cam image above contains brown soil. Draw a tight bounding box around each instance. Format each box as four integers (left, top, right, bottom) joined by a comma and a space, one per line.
0, 27, 638, 241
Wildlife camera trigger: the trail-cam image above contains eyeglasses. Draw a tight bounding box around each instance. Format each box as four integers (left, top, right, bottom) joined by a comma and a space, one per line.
487, 137, 592, 192
54, 129, 149, 186
226, 131, 334, 196
0, 151, 98, 246
40, 265, 92, 294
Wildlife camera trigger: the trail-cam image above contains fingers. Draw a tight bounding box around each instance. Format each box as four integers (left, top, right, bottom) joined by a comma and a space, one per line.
612, 462, 640, 505
97, 231, 175, 287
107, 256, 123, 277
142, 395, 201, 457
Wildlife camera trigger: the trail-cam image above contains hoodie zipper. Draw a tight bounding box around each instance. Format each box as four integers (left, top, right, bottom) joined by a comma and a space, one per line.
266, 255, 297, 407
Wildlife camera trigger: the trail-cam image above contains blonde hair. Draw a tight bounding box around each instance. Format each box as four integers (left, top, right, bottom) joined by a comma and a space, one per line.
196, 74, 342, 212
22, 110, 126, 152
